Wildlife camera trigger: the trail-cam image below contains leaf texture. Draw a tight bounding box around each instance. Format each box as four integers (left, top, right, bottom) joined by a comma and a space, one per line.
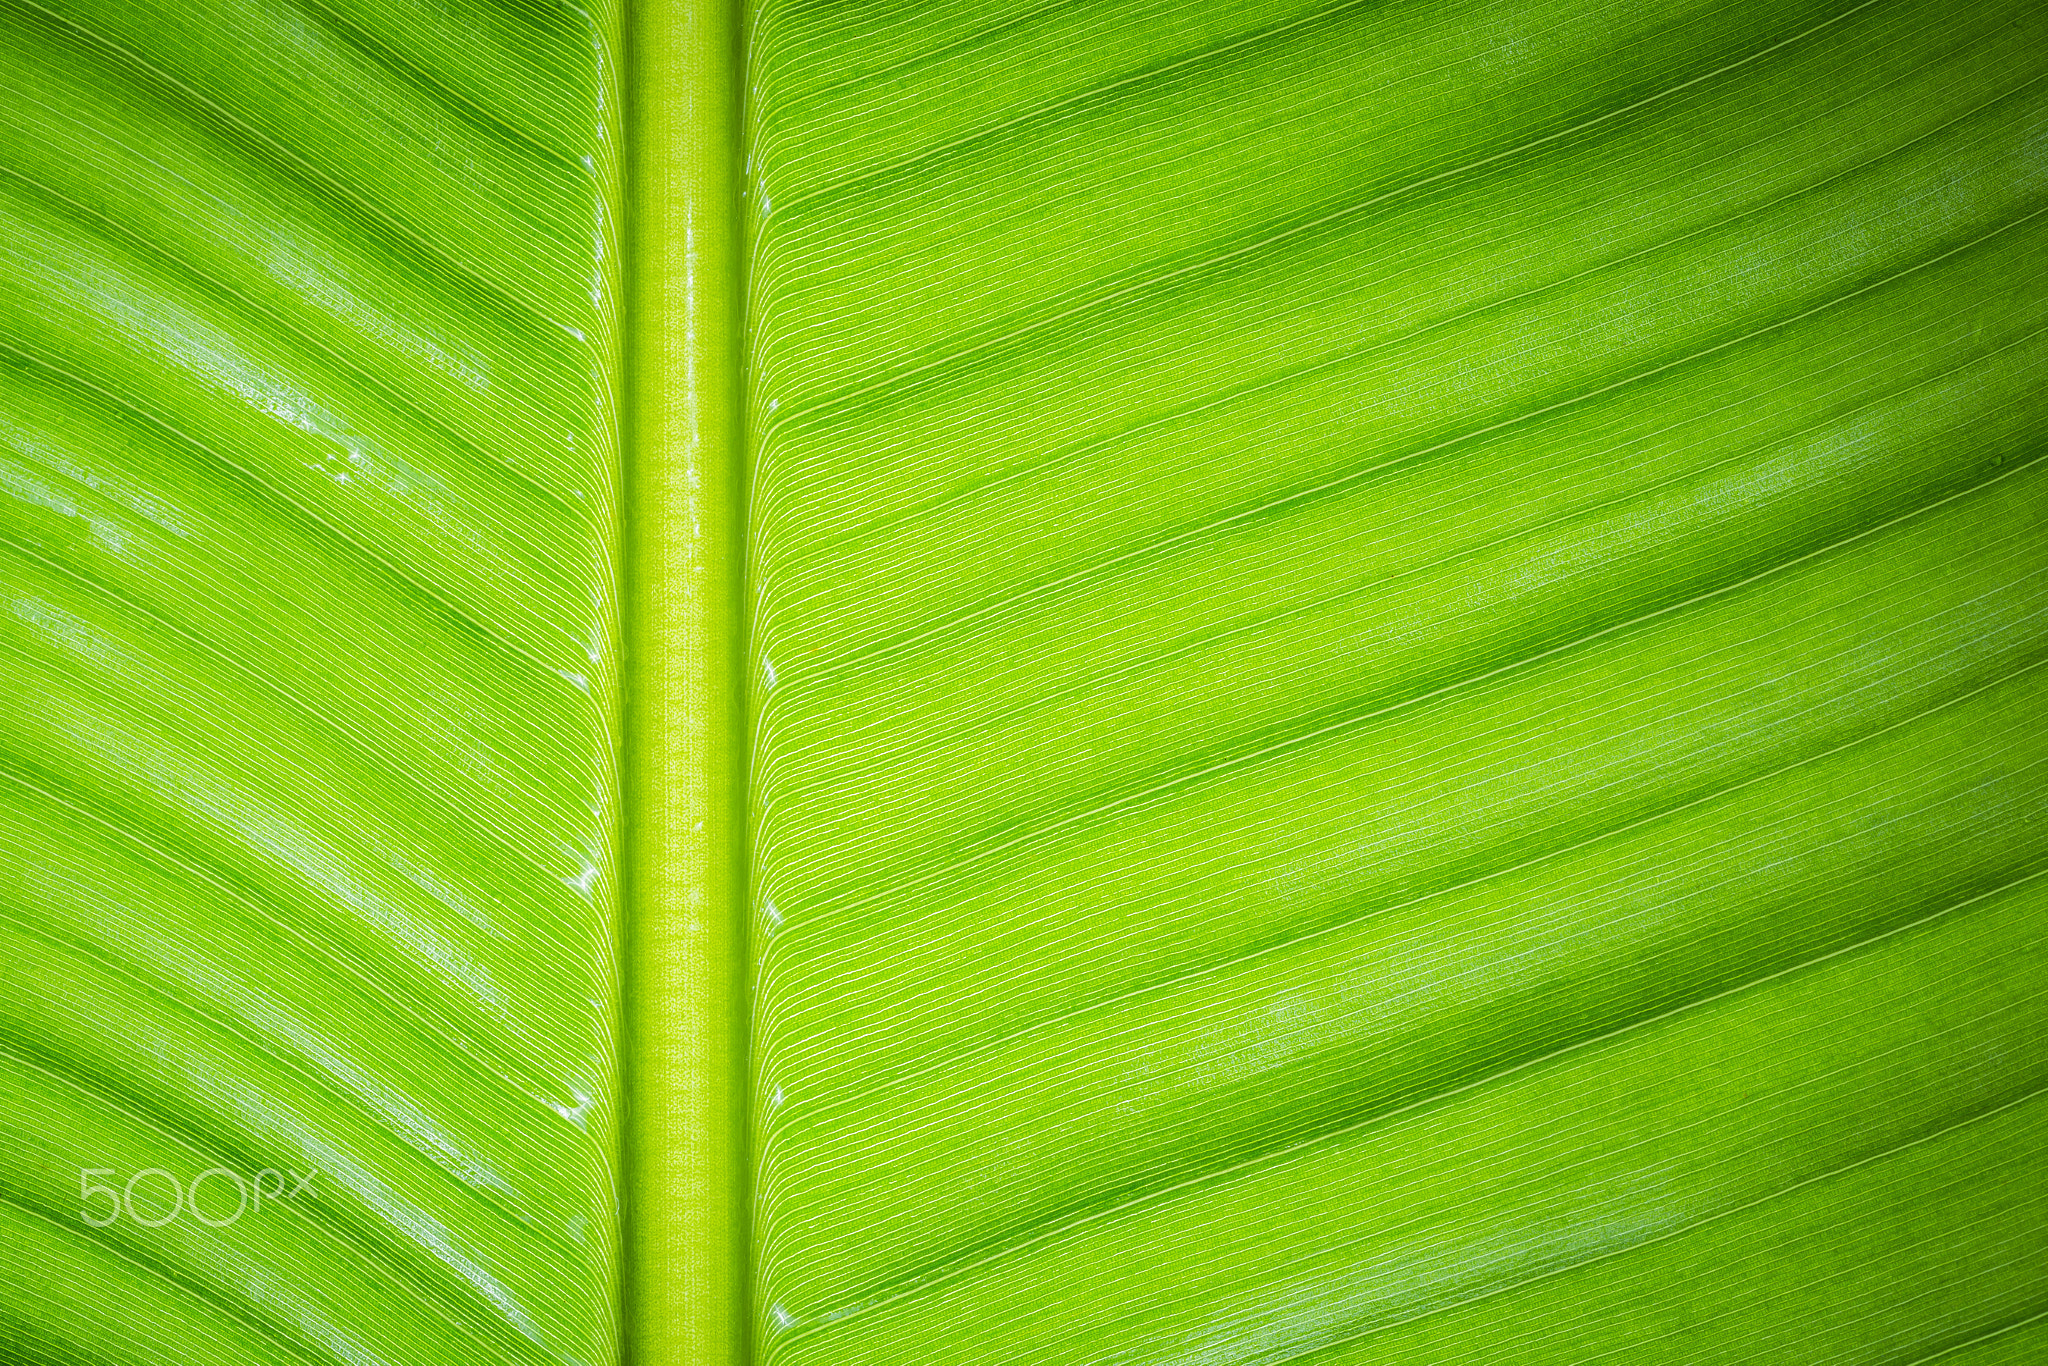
745, 0, 2048, 1359
0, 0, 625, 1361
6, 0, 2048, 1358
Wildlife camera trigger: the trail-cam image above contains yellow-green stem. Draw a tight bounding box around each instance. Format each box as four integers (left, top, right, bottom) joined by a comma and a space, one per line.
623, 0, 746, 1354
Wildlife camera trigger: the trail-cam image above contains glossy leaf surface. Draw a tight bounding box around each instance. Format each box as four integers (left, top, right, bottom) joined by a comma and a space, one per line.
0, 0, 624, 1360
745, 0, 2048, 1359
6, 0, 2048, 1359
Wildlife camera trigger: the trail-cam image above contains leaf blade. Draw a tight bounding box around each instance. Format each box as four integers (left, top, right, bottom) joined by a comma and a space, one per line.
746, 0, 2048, 1357
0, 0, 625, 1358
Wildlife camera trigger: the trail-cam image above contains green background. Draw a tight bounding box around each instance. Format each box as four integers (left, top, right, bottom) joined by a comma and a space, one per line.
3, 0, 2045, 1360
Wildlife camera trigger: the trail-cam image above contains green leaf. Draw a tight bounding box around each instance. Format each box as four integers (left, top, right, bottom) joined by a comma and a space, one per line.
744, 0, 2048, 1359
8, 0, 2048, 1360
0, 0, 625, 1361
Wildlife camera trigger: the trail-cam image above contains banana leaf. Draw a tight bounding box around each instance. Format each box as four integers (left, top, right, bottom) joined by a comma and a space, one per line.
0, 0, 625, 1360
4, 0, 2046, 1361
745, 0, 2048, 1359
